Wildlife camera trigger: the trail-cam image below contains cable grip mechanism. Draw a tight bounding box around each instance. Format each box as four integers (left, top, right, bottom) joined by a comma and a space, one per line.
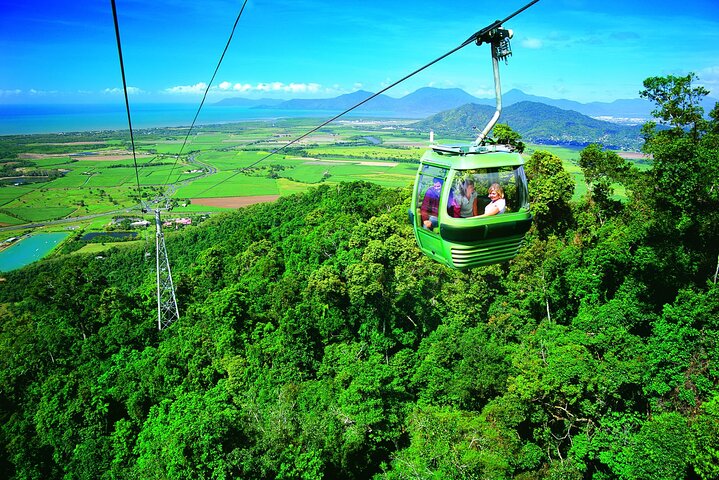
476, 26, 513, 63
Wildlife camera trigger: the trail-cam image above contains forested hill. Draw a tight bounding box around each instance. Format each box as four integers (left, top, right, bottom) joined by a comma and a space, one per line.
415, 101, 645, 150
1, 75, 718, 479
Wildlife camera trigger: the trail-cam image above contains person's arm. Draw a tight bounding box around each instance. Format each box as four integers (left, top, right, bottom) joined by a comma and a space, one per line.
471, 197, 478, 217
479, 202, 499, 217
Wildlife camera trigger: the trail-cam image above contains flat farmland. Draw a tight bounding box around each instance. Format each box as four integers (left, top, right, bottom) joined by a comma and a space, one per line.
0, 118, 609, 235
0, 119, 426, 233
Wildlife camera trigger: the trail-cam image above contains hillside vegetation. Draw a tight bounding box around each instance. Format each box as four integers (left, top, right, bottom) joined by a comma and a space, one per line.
0, 74, 718, 479
415, 102, 645, 150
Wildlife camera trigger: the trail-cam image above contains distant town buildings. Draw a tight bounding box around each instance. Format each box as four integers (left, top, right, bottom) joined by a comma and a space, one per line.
108, 216, 193, 230
163, 218, 191, 228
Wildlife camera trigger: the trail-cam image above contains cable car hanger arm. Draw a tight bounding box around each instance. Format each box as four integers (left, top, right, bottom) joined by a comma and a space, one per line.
468, 1, 542, 147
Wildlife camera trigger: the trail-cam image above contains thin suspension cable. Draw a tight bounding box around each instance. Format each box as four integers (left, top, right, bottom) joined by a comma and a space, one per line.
163, 0, 250, 189
199, 0, 540, 196
249, 0, 539, 167
254, 44, 465, 164
198, 41, 467, 195
111, 0, 143, 206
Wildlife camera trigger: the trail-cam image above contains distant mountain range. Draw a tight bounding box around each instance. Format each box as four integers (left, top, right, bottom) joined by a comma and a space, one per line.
214, 87, 718, 150
214, 87, 481, 115
216, 86, 717, 120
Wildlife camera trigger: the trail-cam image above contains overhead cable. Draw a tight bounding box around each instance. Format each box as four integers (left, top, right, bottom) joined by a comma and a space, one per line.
110, 0, 143, 205
163, 0, 250, 189
199, 0, 541, 195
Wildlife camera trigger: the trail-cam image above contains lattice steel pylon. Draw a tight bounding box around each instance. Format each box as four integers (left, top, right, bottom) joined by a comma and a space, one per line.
155, 209, 180, 330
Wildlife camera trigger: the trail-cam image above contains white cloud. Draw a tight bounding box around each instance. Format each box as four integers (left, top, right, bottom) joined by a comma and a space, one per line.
164, 82, 208, 94
23, 89, 59, 96
163, 80, 359, 98
471, 87, 496, 98
0, 89, 22, 96
521, 37, 543, 49
103, 87, 143, 95
208, 81, 323, 94
286, 82, 321, 93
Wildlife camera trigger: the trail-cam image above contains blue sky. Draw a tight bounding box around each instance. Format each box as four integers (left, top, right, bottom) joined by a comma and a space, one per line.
2, 0, 718, 105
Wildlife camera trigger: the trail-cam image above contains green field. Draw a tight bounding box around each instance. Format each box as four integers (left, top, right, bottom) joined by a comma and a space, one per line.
176, 172, 280, 198
1, 119, 641, 240
73, 239, 146, 255
0, 212, 23, 225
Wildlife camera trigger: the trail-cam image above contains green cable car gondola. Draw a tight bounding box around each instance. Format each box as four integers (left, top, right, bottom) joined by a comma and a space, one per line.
409, 26, 532, 269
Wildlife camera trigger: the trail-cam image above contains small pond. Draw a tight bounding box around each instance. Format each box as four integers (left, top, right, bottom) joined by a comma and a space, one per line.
81, 231, 138, 241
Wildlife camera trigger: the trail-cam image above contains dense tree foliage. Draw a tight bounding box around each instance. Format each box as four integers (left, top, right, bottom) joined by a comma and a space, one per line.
1, 75, 718, 478
493, 123, 526, 153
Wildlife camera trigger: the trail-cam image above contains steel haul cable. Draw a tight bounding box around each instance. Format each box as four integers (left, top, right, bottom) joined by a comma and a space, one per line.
110, 0, 143, 206
111, 0, 250, 209
198, 0, 540, 196
163, 0, 250, 190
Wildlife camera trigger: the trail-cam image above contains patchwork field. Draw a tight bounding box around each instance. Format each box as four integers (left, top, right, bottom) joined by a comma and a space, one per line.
191, 195, 281, 208
0, 120, 423, 236
0, 118, 615, 241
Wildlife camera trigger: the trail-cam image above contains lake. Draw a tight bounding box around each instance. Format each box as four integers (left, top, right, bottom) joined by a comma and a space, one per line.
0, 232, 69, 272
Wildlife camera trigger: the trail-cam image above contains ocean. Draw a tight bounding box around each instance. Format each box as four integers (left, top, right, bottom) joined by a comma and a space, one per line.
0, 103, 415, 136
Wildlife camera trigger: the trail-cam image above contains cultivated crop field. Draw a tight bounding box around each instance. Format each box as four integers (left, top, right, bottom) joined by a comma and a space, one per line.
0, 119, 427, 234
0, 117, 597, 245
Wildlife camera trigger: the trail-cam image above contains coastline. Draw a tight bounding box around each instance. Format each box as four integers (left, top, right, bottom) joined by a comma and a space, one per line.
0, 103, 418, 136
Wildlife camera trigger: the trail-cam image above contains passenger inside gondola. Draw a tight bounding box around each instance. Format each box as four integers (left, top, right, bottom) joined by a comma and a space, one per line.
420, 177, 443, 229
479, 182, 506, 217
456, 179, 478, 218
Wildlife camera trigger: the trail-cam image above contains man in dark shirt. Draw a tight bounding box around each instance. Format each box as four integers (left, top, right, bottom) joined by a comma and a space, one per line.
421, 177, 443, 229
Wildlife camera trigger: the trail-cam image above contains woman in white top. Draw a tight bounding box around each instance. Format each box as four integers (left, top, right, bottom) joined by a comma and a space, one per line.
479, 183, 506, 217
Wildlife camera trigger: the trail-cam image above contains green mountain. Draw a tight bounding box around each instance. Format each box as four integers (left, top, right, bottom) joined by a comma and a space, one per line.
215, 86, 716, 127
415, 101, 645, 150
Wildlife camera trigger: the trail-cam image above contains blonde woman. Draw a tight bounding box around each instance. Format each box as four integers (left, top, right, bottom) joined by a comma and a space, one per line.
479, 183, 506, 217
